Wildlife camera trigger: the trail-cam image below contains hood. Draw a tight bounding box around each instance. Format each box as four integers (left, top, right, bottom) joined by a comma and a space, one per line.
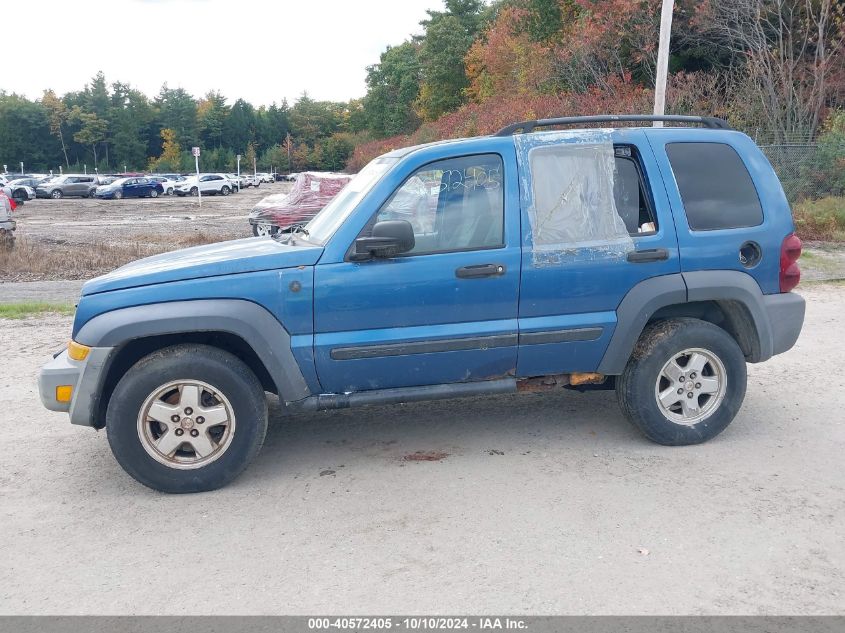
81, 237, 322, 295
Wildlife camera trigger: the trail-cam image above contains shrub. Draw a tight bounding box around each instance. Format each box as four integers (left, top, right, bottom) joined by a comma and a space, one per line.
793, 197, 845, 241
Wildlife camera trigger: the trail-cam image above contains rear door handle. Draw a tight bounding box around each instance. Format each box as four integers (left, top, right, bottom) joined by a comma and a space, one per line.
456, 263, 506, 279
627, 248, 669, 263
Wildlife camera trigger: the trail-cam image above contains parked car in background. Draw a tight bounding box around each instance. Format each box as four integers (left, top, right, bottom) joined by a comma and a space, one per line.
224, 174, 244, 191
256, 172, 274, 184
94, 177, 165, 199
6, 178, 37, 202
277, 173, 297, 182
174, 173, 233, 197
0, 189, 16, 249
248, 171, 351, 236
36, 175, 101, 199
148, 175, 182, 195
241, 174, 259, 187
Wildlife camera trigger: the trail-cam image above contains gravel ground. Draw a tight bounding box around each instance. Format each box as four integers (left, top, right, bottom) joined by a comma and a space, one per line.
0, 283, 842, 615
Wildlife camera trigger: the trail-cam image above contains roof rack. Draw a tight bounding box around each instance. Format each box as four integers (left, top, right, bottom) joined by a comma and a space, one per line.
494, 114, 731, 136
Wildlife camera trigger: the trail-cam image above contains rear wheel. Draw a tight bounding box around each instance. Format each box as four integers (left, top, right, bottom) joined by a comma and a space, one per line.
190, 186, 198, 196
616, 318, 747, 446
150, 188, 159, 198
106, 344, 268, 493
50, 189, 63, 199
221, 185, 231, 196
166, 187, 174, 195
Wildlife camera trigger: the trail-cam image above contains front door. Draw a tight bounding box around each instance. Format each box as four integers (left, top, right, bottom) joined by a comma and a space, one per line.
313, 153, 521, 393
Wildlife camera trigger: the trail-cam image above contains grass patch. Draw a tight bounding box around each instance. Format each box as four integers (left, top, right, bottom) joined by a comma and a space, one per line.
0, 301, 75, 319
0, 232, 222, 282
793, 197, 845, 241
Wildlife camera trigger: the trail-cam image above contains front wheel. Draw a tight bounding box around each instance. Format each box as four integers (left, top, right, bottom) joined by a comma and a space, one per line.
106, 344, 268, 493
616, 318, 747, 446
166, 187, 174, 195
190, 186, 198, 196
252, 222, 278, 237
114, 189, 123, 200
50, 189, 63, 199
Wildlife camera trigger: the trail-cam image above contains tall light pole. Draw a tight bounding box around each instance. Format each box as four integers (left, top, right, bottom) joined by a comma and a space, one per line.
653, 0, 674, 127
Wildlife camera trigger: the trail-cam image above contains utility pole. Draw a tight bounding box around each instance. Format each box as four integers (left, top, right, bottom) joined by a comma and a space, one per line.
652, 0, 674, 127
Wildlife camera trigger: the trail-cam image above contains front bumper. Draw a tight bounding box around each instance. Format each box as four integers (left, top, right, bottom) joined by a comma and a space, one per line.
38, 346, 114, 427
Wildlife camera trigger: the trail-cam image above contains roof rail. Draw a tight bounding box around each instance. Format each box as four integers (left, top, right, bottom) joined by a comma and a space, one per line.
494, 114, 732, 136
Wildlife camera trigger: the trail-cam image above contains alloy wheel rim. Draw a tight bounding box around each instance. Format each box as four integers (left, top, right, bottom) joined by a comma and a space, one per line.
654, 347, 727, 426
256, 223, 271, 236
137, 380, 236, 470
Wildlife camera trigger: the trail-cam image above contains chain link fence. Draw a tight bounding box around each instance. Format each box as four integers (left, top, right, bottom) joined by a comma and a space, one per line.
759, 143, 845, 202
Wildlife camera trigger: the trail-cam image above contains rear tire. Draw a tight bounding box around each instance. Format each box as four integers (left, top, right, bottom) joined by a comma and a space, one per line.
150, 189, 159, 198
190, 186, 198, 196
106, 344, 268, 493
221, 185, 231, 196
616, 318, 747, 446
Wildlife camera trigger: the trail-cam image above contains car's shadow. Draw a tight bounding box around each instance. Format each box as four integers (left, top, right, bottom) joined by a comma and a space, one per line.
243, 388, 643, 482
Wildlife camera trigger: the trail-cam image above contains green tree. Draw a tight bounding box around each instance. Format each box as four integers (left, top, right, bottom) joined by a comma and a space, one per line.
197, 90, 229, 149
69, 107, 108, 166
363, 41, 421, 137
155, 84, 198, 148
415, 0, 485, 121
224, 98, 256, 152
110, 82, 154, 170
42, 89, 70, 167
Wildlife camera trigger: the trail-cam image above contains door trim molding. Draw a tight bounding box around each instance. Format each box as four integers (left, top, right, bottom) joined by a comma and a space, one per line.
329, 326, 604, 361
518, 327, 603, 346
330, 334, 518, 360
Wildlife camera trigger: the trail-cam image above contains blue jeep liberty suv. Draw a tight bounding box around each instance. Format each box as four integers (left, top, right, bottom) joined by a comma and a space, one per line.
38, 115, 806, 493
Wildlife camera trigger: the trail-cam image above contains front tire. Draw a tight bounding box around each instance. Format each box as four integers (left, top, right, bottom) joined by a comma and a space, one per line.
114, 190, 123, 200
190, 186, 198, 196
616, 318, 747, 446
106, 344, 268, 493
50, 189, 63, 199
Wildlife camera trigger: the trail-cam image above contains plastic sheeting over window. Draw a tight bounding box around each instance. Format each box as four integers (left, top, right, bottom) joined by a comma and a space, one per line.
515, 131, 633, 267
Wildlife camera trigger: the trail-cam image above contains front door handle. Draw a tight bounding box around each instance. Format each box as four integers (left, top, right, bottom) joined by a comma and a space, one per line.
627, 248, 669, 263
456, 263, 506, 279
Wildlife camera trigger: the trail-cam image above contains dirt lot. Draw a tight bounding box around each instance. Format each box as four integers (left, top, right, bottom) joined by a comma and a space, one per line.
0, 183, 291, 283
0, 282, 842, 615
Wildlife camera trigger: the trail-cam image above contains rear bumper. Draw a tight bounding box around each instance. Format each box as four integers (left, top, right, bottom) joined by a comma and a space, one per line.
38, 347, 114, 427
763, 291, 805, 356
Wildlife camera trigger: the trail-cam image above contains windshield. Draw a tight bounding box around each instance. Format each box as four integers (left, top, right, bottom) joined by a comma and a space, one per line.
303, 157, 397, 244
109, 178, 129, 187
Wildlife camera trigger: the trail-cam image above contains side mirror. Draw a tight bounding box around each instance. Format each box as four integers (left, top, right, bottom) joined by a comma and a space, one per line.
353, 220, 415, 260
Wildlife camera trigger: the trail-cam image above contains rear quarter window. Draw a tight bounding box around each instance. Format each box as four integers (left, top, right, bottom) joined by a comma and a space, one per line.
666, 142, 763, 231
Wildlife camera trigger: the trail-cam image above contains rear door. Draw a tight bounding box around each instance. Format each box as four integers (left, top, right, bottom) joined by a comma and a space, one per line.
515, 129, 681, 376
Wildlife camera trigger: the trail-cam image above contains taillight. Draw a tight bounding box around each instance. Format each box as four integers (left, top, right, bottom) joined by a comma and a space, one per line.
780, 233, 802, 292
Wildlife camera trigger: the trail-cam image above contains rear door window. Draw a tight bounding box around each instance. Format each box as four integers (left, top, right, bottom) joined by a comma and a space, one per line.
666, 142, 763, 231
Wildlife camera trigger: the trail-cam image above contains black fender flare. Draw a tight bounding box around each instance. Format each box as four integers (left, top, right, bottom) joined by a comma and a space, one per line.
597, 271, 775, 375
75, 299, 311, 402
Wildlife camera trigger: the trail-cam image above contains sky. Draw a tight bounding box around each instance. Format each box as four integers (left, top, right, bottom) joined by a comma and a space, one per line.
5, 0, 438, 106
